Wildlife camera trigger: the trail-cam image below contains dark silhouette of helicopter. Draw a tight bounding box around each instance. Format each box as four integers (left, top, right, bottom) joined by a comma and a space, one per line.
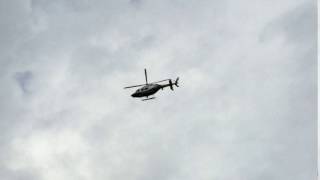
124, 69, 179, 101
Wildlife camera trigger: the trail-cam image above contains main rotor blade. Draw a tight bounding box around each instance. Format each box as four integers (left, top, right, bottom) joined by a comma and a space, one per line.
151, 79, 170, 84
124, 84, 146, 89
145, 68, 148, 84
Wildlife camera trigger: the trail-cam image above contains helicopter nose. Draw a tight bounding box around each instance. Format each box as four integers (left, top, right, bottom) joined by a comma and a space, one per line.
131, 93, 137, 97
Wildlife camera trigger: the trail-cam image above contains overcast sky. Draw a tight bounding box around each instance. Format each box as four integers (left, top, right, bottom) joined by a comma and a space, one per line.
0, 0, 317, 180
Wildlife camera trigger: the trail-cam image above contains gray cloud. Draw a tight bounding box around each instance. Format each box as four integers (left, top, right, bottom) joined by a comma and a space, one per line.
0, 0, 316, 180
14, 71, 33, 94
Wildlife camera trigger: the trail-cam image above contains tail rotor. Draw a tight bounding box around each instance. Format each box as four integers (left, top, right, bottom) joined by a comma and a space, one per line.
169, 77, 179, 91
175, 77, 179, 87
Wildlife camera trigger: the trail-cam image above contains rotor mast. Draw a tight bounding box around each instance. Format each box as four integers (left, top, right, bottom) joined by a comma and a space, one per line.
145, 68, 148, 84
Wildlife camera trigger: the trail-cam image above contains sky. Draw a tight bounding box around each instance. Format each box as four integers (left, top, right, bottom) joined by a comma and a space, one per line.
0, 0, 317, 180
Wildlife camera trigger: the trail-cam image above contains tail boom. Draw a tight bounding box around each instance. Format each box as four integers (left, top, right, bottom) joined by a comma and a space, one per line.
160, 77, 179, 91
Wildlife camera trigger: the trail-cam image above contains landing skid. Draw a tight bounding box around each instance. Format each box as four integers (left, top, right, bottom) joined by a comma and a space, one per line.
142, 97, 156, 101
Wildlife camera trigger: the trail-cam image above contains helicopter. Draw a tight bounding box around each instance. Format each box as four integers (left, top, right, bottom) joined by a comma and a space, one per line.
124, 69, 179, 101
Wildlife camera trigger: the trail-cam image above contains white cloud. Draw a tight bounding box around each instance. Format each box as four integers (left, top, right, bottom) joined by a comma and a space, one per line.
0, 0, 316, 180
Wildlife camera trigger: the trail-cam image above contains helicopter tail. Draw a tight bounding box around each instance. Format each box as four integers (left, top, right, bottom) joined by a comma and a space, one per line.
169, 77, 179, 91
175, 77, 179, 87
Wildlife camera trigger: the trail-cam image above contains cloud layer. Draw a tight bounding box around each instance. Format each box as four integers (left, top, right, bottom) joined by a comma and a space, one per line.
0, 0, 317, 180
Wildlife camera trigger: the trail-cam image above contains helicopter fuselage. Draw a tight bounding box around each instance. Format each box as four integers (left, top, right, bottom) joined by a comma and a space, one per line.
131, 84, 162, 97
